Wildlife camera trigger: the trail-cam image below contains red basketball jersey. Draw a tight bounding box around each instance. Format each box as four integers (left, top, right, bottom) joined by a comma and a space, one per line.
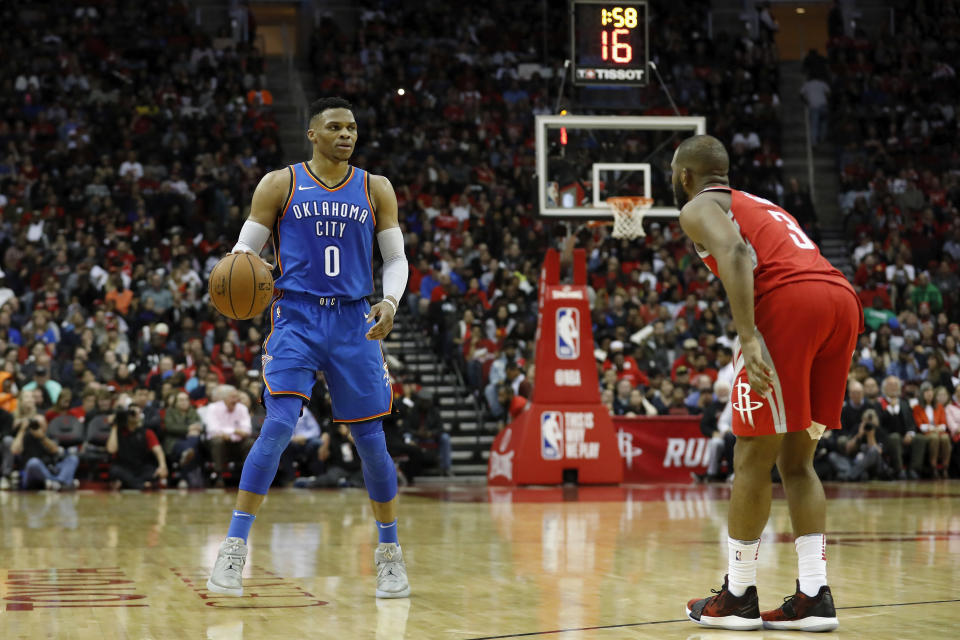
693, 187, 856, 305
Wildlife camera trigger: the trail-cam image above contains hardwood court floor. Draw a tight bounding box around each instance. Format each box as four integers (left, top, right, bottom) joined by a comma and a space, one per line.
1, 482, 958, 639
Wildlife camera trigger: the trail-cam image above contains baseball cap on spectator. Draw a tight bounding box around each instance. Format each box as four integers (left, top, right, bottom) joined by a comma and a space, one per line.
683, 338, 698, 350
609, 340, 624, 353
154, 322, 170, 336
676, 365, 690, 376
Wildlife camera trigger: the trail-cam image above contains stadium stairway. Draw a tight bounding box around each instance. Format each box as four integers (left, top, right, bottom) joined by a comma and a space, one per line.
779, 60, 851, 277
382, 314, 492, 481
780, 61, 841, 226
265, 57, 312, 164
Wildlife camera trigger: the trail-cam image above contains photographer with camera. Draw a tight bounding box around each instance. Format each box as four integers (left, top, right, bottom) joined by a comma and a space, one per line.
106, 405, 168, 490
9, 409, 79, 491
841, 408, 885, 480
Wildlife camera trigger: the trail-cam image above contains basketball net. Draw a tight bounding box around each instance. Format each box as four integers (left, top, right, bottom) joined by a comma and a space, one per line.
586, 196, 653, 240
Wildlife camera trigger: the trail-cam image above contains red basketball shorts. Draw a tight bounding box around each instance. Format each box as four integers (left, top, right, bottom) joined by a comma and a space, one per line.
730, 281, 863, 437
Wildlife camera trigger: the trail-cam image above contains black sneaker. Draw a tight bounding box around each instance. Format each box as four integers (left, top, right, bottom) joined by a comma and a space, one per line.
761, 580, 839, 632
686, 575, 762, 630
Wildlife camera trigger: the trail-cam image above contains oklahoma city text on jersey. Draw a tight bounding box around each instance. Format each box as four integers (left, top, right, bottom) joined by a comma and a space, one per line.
290, 199, 371, 238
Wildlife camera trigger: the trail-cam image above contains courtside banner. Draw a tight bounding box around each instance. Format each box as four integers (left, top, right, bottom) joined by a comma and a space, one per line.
613, 416, 709, 482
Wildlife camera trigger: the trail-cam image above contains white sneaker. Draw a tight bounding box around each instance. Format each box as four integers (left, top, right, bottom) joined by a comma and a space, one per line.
45, 479, 62, 492
0, 476, 9, 490
206, 537, 248, 596
374, 543, 410, 599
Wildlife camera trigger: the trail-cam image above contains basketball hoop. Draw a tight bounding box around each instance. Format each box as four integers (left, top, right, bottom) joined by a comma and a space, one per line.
605, 196, 653, 239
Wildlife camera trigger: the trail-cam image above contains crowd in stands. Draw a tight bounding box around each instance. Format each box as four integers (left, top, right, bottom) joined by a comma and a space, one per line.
0, 0, 956, 490
0, 1, 451, 492
797, 1, 960, 479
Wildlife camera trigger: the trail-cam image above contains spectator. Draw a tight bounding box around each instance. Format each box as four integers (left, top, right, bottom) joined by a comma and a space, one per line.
486, 340, 520, 391
863, 296, 897, 332
878, 376, 927, 479
202, 385, 255, 486
397, 388, 452, 476
106, 406, 168, 490
275, 407, 324, 487
603, 340, 648, 387
946, 387, 960, 477
0, 391, 45, 489
839, 380, 878, 438
163, 391, 204, 488
911, 385, 952, 479
21, 366, 60, 407
886, 346, 921, 383
715, 346, 735, 389
685, 374, 715, 414
294, 423, 363, 488
612, 379, 635, 416
9, 410, 79, 491
910, 272, 942, 313
837, 407, 885, 481
695, 380, 733, 482
485, 361, 530, 419
800, 74, 831, 145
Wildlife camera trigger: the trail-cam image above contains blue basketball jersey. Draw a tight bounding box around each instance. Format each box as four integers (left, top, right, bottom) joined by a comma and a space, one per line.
272, 163, 375, 299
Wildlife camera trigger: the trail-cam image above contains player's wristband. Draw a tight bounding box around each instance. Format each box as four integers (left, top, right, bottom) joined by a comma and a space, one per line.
232, 219, 271, 255
382, 298, 397, 314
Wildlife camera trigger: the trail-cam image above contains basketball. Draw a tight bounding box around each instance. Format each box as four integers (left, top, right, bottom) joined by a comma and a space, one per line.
208, 253, 274, 320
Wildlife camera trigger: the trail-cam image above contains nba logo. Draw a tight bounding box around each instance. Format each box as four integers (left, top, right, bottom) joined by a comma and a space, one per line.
541, 412, 564, 460
556, 308, 580, 359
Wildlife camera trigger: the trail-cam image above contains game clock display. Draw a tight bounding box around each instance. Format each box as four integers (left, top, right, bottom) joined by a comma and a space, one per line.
571, 0, 649, 86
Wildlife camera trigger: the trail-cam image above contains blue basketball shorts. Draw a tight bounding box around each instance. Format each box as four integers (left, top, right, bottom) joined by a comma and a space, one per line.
261, 292, 392, 423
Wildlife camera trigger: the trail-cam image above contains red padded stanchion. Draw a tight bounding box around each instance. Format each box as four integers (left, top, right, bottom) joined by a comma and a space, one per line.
488, 249, 623, 485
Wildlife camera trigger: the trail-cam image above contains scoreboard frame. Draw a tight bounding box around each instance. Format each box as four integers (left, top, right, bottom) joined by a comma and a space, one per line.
570, 0, 650, 87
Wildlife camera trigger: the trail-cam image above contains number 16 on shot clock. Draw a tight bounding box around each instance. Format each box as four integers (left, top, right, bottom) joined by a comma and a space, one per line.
571, 0, 649, 86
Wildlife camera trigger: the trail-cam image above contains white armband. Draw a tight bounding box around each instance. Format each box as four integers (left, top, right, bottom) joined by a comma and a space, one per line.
232, 219, 271, 254
377, 227, 408, 311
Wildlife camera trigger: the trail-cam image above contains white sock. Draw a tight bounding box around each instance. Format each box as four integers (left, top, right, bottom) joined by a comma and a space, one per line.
796, 533, 827, 597
727, 537, 761, 597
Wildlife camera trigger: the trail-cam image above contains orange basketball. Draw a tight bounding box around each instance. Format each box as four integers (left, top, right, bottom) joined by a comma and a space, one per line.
208, 253, 274, 320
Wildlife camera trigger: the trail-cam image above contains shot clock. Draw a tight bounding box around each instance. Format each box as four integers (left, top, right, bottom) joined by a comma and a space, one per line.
570, 0, 649, 86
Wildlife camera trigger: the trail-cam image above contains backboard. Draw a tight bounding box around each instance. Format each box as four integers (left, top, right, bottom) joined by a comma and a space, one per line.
535, 114, 707, 219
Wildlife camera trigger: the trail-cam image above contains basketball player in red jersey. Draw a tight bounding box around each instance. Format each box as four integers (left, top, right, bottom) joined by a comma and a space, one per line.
674, 136, 862, 632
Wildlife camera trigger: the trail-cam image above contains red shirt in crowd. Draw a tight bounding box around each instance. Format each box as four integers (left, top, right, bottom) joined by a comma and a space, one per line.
602, 356, 649, 387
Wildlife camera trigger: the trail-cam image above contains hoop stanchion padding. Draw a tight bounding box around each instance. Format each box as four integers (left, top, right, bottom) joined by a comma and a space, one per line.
488, 248, 623, 486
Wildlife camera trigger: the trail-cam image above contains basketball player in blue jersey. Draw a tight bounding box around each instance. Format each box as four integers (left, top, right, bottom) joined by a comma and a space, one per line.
207, 97, 411, 599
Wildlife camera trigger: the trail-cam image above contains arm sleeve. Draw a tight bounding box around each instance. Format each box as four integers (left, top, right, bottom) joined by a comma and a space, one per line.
377, 227, 408, 307
145, 429, 160, 449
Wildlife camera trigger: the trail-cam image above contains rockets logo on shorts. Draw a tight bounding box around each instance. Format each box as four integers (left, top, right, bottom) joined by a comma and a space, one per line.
556, 308, 580, 359
541, 411, 564, 460
732, 379, 764, 428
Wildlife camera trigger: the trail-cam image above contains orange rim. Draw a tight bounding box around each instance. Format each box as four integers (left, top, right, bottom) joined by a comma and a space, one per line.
607, 196, 654, 213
